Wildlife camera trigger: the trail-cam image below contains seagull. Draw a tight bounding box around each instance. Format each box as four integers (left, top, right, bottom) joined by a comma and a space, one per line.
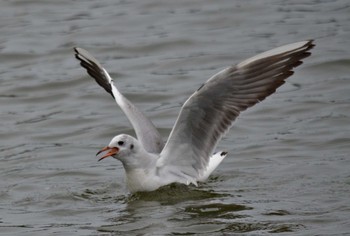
74, 40, 314, 193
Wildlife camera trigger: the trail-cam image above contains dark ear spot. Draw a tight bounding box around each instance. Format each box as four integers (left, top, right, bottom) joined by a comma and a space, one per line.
130, 144, 134, 150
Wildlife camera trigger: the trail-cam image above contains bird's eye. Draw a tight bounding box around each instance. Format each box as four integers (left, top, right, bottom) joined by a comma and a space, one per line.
118, 141, 124, 146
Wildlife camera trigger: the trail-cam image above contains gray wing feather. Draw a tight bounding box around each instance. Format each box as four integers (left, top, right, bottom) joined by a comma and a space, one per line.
74, 47, 164, 153
157, 40, 314, 178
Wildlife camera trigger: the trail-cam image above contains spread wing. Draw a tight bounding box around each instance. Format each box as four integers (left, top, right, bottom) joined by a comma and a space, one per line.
74, 47, 164, 153
156, 40, 314, 179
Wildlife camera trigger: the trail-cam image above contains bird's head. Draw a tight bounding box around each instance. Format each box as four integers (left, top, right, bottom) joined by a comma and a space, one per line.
96, 134, 136, 162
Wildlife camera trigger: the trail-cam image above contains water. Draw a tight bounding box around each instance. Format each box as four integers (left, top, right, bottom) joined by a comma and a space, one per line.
1, 0, 350, 235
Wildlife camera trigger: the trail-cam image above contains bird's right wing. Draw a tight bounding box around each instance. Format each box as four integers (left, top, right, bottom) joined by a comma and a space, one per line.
74, 47, 164, 154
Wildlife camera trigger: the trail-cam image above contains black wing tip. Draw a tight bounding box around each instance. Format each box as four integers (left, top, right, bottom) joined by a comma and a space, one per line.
74, 47, 115, 98
307, 39, 315, 45
74, 47, 85, 57
74, 47, 91, 65
220, 151, 228, 156
303, 39, 315, 53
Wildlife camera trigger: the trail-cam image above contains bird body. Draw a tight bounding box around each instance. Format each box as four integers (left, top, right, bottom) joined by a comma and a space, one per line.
102, 134, 228, 192
75, 40, 314, 193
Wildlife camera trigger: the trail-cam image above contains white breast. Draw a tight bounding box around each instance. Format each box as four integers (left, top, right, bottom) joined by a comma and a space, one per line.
125, 168, 162, 193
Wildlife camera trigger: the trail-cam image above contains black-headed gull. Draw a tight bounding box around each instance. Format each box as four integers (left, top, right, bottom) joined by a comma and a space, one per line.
74, 40, 314, 193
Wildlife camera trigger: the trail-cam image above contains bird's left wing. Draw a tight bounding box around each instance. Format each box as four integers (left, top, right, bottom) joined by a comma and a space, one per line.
156, 40, 314, 179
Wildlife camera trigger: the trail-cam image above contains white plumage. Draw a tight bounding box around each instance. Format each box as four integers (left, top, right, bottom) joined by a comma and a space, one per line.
75, 40, 314, 193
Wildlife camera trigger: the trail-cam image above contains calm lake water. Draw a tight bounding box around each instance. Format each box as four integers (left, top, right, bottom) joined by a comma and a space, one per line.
1, 0, 349, 235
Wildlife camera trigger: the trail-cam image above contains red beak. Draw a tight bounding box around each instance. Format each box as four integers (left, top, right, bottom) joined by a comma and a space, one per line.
96, 146, 119, 161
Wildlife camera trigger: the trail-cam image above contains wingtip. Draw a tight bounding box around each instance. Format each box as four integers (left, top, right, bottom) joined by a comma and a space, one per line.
220, 151, 228, 156
304, 39, 315, 52
237, 39, 315, 69
74, 47, 116, 99
73, 47, 81, 54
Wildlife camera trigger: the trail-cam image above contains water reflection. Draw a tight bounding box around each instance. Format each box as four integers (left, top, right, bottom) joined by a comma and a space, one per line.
92, 182, 306, 234
95, 184, 255, 234
128, 183, 228, 204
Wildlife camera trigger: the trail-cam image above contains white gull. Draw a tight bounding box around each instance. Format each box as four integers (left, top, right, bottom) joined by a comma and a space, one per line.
74, 40, 314, 193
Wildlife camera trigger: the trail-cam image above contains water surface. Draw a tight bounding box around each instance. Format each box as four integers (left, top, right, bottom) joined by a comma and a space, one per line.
1, 0, 349, 235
